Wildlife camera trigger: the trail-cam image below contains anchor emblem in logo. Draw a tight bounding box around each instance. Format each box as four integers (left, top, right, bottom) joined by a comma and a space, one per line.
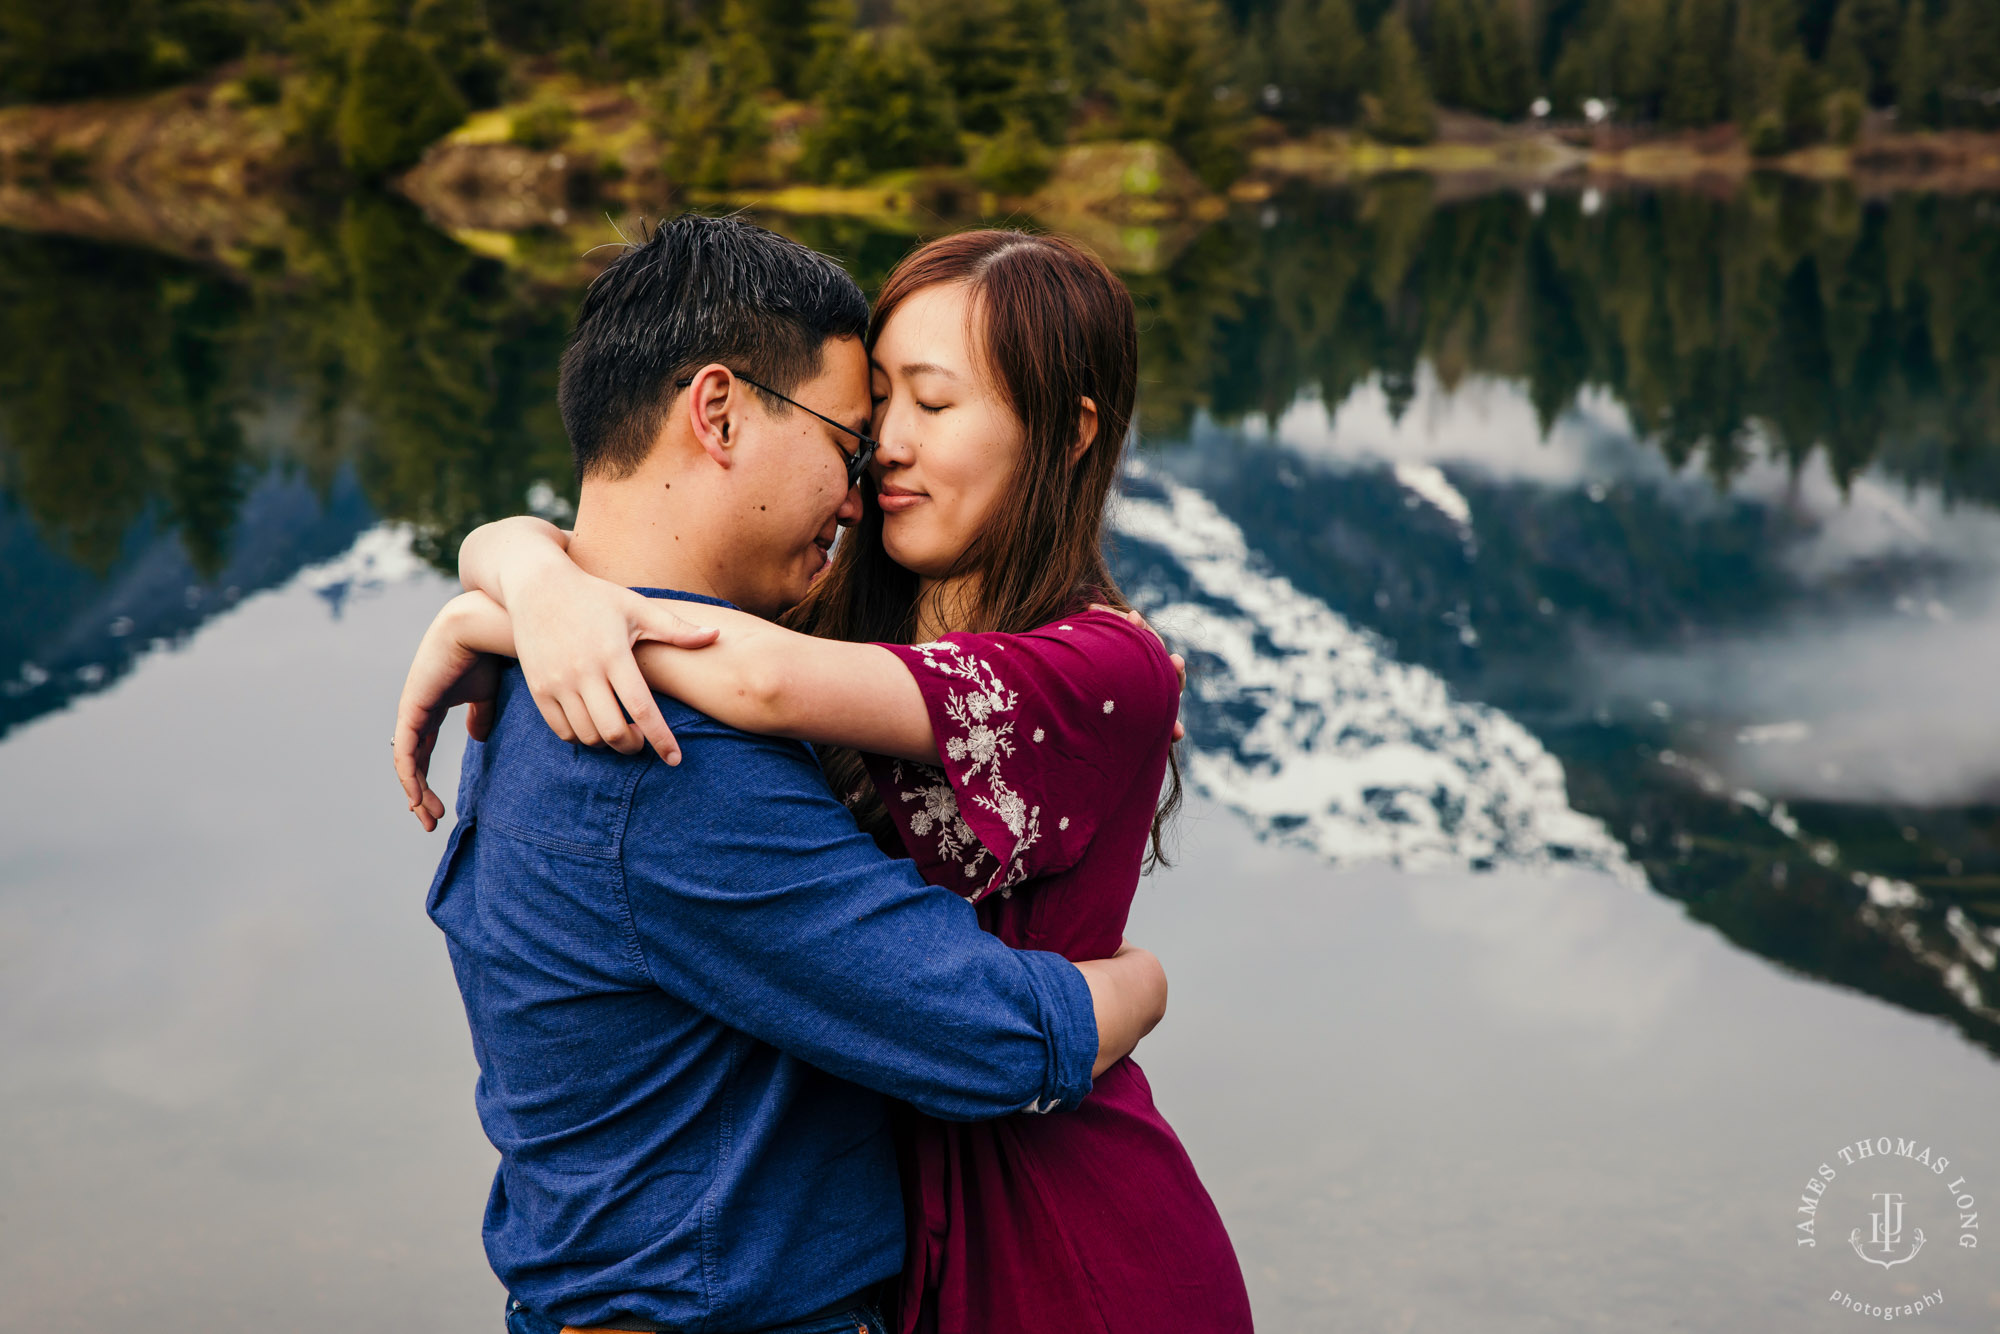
1849, 1192, 1926, 1269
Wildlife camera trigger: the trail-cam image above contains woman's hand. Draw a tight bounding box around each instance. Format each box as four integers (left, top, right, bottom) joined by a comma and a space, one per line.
391, 584, 720, 831
1095, 604, 1189, 742
506, 559, 720, 760
393, 595, 505, 832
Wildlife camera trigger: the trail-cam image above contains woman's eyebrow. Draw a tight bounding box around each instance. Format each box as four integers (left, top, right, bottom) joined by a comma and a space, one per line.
899, 361, 962, 380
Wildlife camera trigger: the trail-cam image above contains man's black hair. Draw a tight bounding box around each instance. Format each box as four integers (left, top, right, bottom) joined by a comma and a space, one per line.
559, 213, 870, 479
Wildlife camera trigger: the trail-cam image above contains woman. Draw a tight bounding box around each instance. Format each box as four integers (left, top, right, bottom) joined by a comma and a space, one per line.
397, 230, 1253, 1331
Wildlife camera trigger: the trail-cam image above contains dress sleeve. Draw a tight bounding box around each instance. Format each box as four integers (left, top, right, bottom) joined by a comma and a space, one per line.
870, 608, 1180, 902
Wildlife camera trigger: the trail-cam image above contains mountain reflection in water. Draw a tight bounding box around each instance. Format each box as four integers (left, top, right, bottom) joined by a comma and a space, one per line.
2, 180, 1996, 1061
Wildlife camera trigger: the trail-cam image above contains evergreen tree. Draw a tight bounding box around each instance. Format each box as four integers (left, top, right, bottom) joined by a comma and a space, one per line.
1605, 0, 1670, 121
906, 0, 1071, 141
410, 0, 505, 106
1776, 46, 1824, 146
0, 0, 277, 102
799, 27, 961, 183
334, 24, 467, 178
485, 0, 574, 48
747, 0, 818, 97
1264, 0, 1366, 128
713, 0, 776, 100
1825, 15, 1868, 95
1426, 0, 1489, 113
1062, 0, 1138, 100
1942, 0, 2000, 128
0, 0, 149, 102
1832, 0, 1888, 103
1112, 0, 1250, 187
657, 6, 773, 190
1366, 11, 1435, 143
1664, 0, 1729, 126
1824, 0, 1899, 104
798, 0, 858, 98
1894, 0, 1939, 129
1481, 0, 1533, 120
1729, 0, 1782, 125
563, 0, 686, 81
972, 113, 1057, 192
1548, 38, 1591, 117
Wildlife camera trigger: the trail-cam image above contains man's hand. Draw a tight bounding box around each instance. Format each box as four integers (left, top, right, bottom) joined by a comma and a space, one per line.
1073, 937, 1168, 1078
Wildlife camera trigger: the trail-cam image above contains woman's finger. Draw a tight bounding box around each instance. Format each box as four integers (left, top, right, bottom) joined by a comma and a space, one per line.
558, 690, 605, 749
392, 714, 427, 810
1168, 651, 1187, 693
395, 714, 446, 832
609, 657, 682, 765
1093, 603, 1167, 648
580, 679, 641, 754
531, 688, 579, 745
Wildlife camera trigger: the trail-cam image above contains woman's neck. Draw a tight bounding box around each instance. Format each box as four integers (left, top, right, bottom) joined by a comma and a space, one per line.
913, 574, 981, 643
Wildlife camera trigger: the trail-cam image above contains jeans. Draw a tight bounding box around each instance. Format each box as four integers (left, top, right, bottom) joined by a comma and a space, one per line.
504, 1293, 889, 1334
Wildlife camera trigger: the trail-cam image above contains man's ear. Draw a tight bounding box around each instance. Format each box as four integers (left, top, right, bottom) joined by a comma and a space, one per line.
1069, 396, 1100, 466
685, 364, 737, 468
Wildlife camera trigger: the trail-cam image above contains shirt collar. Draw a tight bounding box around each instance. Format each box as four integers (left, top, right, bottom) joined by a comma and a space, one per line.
629, 587, 740, 610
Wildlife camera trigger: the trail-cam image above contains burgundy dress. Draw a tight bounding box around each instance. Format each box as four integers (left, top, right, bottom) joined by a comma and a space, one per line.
864, 608, 1254, 1334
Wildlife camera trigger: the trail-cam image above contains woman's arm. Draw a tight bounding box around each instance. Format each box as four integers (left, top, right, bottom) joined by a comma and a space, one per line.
635, 616, 935, 761
453, 516, 937, 762
391, 590, 720, 830
459, 513, 572, 601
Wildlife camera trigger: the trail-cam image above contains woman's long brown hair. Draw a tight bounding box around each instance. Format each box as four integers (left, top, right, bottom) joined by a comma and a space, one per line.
783, 228, 1182, 868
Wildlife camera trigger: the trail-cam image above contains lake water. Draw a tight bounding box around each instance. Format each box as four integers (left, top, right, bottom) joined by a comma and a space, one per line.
3, 181, 1998, 1331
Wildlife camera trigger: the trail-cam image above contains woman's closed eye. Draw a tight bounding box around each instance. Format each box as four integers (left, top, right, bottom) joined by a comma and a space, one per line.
917, 401, 947, 414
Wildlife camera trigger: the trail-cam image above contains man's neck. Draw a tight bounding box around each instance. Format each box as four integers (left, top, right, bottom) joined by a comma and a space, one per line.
566, 477, 730, 601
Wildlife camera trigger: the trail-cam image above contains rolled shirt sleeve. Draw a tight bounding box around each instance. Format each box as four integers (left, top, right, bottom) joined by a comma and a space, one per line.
617, 720, 1095, 1121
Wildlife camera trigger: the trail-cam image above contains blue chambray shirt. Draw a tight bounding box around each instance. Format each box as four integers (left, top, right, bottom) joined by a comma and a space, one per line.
427, 591, 1098, 1332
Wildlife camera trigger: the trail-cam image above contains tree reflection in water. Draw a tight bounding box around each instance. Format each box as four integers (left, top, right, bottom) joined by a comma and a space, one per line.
2, 178, 1996, 1054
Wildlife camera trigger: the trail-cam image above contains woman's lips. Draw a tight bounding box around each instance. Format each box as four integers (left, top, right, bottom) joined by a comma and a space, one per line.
876, 486, 927, 514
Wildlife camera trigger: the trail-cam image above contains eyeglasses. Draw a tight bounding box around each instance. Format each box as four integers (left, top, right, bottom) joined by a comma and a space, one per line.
674, 369, 880, 488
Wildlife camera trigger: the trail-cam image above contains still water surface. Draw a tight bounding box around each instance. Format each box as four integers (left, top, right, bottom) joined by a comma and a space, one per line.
3, 182, 1999, 1330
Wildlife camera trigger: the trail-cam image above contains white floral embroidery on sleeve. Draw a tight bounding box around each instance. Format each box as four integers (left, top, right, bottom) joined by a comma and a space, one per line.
887, 640, 1044, 901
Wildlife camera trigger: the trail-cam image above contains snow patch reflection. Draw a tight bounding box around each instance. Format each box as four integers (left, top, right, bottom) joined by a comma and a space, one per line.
1116, 464, 1630, 877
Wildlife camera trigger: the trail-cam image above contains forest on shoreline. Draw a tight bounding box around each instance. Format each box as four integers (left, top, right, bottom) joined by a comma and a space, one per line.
4, 0, 2000, 201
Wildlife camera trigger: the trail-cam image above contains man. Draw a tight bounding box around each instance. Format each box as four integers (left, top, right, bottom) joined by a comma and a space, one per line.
407, 215, 1168, 1333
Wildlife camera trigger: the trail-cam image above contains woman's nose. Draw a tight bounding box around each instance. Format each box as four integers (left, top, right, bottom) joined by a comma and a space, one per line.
871, 400, 919, 466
